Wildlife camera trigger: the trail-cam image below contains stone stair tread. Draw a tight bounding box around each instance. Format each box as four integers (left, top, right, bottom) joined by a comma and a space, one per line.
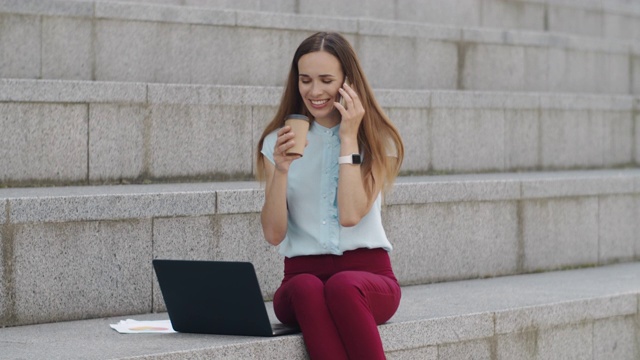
1, 262, 638, 359
1, 169, 639, 225
2, 168, 638, 198
1, 77, 636, 107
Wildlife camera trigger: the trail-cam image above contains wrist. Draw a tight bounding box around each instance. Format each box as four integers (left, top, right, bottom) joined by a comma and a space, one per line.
339, 133, 358, 144
340, 137, 358, 154
273, 165, 289, 176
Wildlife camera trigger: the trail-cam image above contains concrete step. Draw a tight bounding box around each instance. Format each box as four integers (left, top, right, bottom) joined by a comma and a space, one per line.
0, 0, 638, 94
1, 79, 638, 187
0, 262, 638, 359
0, 169, 638, 327
29, 0, 640, 42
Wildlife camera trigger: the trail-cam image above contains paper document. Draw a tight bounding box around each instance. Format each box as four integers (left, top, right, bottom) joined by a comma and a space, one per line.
110, 319, 176, 334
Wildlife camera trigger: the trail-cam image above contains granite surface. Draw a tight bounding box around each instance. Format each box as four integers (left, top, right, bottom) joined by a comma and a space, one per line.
0, 79, 637, 184
522, 197, 599, 271
1, 170, 638, 327
1, 1, 639, 93
1, 170, 639, 225
11, 220, 153, 326
0, 103, 88, 183
0, 262, 638, 359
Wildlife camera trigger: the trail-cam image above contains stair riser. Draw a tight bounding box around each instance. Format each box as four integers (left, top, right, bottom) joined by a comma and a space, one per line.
0, 84, 637, 186
0, 6, 637, 93
1, 188, 638, 327
72, 0, 640, 42
385, 313, 639, 360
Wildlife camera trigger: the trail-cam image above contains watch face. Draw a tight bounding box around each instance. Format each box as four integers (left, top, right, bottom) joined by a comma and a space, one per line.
352, 154, 362, 164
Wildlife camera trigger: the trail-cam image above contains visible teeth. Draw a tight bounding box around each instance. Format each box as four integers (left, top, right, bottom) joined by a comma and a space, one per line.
311, 99, 328, 105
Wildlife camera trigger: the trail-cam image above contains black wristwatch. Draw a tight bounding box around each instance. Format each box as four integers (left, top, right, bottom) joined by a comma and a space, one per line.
338, 153, 362, 165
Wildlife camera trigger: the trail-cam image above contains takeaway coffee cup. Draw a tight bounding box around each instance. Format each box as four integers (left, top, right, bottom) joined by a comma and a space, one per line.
284, 114, 310, 157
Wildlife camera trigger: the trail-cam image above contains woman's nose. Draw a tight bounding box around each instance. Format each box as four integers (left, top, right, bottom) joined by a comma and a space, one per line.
310, 82, 323, 96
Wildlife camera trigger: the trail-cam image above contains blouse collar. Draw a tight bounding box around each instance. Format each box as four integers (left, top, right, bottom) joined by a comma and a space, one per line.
310, 121, 340, 136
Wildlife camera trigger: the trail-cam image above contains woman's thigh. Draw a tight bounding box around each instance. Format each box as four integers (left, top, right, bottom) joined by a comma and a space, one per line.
325, 270, 401, 324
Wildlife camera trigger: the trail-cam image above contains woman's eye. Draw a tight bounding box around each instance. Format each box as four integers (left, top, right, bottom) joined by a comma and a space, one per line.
300, 80, 311, 84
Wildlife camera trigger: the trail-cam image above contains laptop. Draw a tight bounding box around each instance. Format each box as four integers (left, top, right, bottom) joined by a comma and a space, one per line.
152, 259, 300, 337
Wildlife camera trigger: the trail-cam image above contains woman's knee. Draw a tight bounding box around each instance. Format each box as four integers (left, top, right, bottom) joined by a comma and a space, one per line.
324, 272, 365, 302
274, 273, 324, 324
280, 273, 324, 300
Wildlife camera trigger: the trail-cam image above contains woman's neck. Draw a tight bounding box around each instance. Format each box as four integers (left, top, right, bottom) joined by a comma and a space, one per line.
314, 110, 340, 128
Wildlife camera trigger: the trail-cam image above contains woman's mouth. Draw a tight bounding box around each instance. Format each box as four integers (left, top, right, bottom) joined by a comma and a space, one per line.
309, 99, 330, 109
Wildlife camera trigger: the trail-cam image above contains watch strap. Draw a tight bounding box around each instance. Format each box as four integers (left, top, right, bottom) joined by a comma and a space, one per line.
339, 154, 362, 165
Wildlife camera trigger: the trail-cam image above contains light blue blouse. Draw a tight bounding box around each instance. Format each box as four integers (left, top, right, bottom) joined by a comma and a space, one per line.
261, 121, 393, 258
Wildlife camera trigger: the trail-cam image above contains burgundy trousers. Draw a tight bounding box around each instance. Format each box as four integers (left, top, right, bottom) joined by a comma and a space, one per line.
273, 248, 401, 360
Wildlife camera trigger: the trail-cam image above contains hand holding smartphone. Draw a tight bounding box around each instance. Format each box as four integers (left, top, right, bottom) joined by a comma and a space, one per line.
338, 77, 350, 108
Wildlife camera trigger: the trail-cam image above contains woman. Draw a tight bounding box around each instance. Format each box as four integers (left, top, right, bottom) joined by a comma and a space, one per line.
256, 32, 404, 360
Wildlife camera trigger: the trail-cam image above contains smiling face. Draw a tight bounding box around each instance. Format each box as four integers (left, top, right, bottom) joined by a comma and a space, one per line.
297, 51, 344, 128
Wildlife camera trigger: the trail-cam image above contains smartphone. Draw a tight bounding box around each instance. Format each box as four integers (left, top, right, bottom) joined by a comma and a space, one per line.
338, 77, 350, 107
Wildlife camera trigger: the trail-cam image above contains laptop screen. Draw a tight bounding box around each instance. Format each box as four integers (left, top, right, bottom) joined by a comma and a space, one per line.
153, 259, 276, 337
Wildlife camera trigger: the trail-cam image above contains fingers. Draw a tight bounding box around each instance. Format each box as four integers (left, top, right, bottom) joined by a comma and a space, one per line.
343, 82, 360, 103
336, 88, 364, 120
337, 83, 363, 112
335, 83, 365, 141
337, 88, 351, 109
274, 126, 296, 157
277, 125, 292, 137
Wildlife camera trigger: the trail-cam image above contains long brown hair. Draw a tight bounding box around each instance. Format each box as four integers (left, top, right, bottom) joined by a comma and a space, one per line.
256, 32, 404, 197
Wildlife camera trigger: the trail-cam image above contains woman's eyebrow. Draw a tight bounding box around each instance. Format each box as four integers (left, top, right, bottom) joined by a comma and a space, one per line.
298, 74, 337, 78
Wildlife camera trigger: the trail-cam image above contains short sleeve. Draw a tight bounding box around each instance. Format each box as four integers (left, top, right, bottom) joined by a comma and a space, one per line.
260, 129, 279, 165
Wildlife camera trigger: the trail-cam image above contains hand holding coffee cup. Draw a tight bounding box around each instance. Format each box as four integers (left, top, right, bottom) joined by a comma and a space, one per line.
283, 114, 310, 157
